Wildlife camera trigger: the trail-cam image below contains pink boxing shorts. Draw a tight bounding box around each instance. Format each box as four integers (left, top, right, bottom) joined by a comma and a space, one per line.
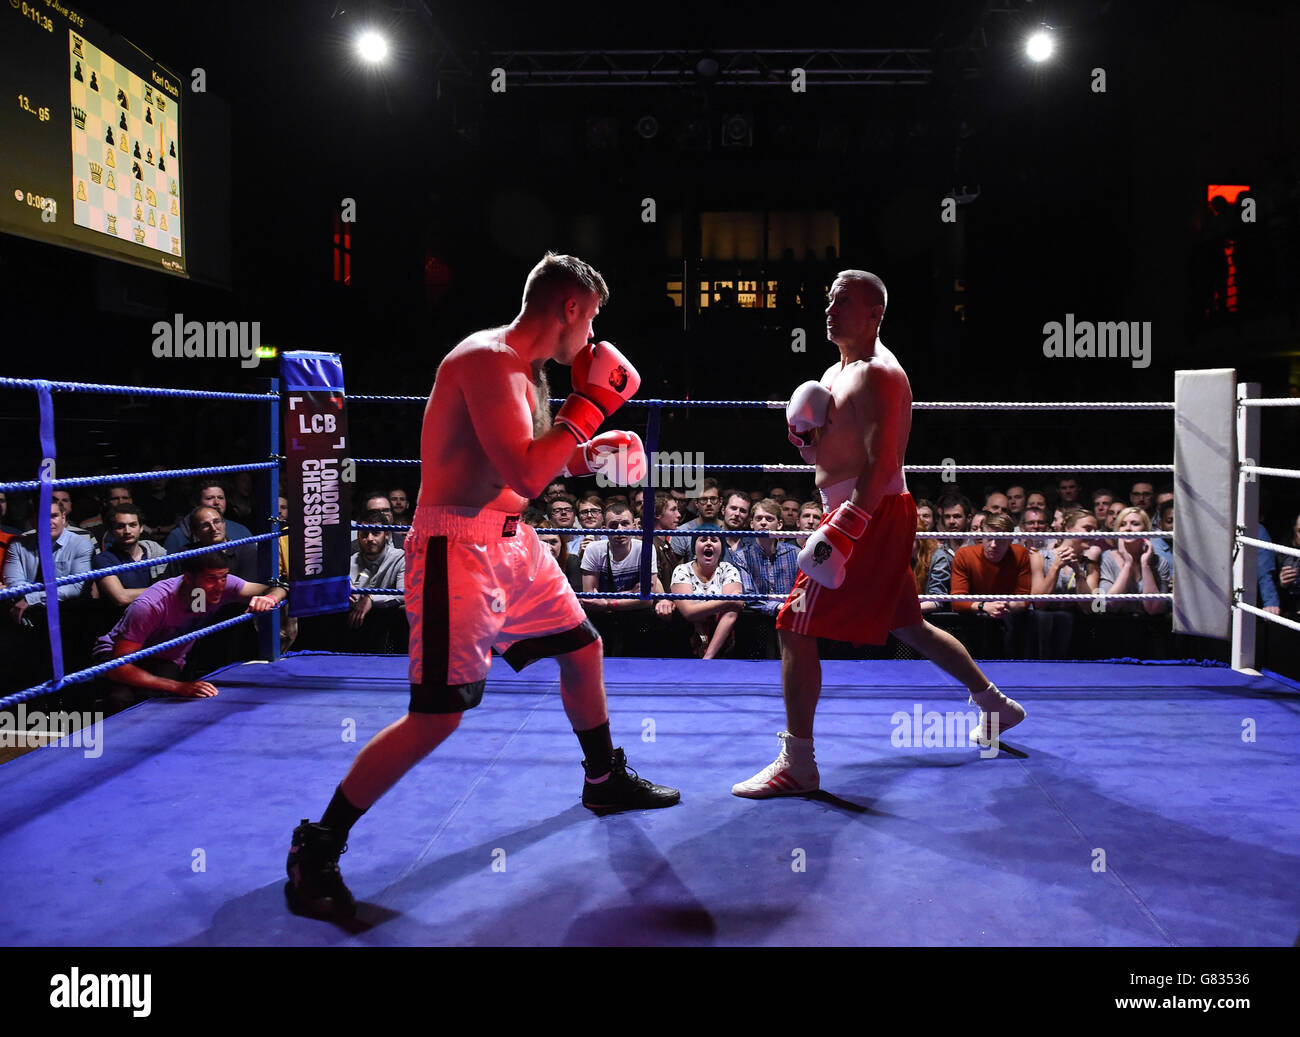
404, 504, 597, 713
776, 492, 923, 645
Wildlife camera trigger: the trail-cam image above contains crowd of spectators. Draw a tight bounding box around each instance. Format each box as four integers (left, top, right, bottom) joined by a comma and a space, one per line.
4, 469, 1299, 708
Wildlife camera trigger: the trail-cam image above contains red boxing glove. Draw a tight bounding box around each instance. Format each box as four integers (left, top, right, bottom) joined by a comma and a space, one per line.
555, 340, 641, 443
563, 430, 647, 485
796, 500, 871, 589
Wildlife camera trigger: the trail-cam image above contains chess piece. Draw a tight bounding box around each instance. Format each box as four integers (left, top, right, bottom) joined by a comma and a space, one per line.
106, 214, 117, 233
73, 35, 85, 59
73, 107, 87, 131
146, 148, 154, 165
89, 71, 99, 91
105, 147, 116, 168
160, 214, 167, 231
169, 141, 176, 158
105, 126, 114, 145
146, 108, 153, 125
117, 88, 128, 111
135, 204, 143, 221
134, 226, 145, 243
74, 62, 85, 82
170, 198, 178, 215
106, 171, 116, 191
77, 181, 87, 201
169, 179, 177, 196
133, 141, 141, 159
145, 86, 153, 104
157, 96, 166, 112
146, 188, 157, 206
120, 112, 128, 131
158, 157, 166, 172
171, 237, 180, 255
133, 162, 142, 181
148, 209, 156, 228
134, 181, 142, 201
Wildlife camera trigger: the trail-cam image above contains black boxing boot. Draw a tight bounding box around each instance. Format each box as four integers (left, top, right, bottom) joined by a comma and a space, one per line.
581, 748, 681, 813
285, 819, 356, 919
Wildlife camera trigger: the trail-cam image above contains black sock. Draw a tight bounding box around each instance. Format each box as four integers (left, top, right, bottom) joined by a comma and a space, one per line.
576, 721, 614, 779
320, 785, 366, 840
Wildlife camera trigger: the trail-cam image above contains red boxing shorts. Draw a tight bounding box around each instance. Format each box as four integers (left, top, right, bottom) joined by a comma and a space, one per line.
405, 504, 597, 713
776, 492, 923, 645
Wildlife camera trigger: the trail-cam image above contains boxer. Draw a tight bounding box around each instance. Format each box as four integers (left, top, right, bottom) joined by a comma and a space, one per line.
286, 253, 679, 919
733, 270, 1026, 798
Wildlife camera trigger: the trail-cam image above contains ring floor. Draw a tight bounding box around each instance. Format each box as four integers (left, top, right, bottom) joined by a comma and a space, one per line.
1, 654, 1297, 946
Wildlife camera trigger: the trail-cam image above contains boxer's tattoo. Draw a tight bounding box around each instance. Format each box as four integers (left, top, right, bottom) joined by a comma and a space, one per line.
531, 365, 552, 437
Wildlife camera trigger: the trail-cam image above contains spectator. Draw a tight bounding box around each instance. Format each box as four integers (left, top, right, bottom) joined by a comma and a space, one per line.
138, 467, 186, 539
796, 500, 823, 549
1044, 508, 1105, 608
1051, 506, 1067, 533
277, 494, 298, 653
1151, 498, 1174, 573
768, 486, 788, 505
728, 496, 795, 613
719, 490, 751, 558
748, 490, 765, 505
1100, 506, 1171, 614
351, 491, 404, 551
536, 522, 583, 592
652, 492, 683, 591
915, 498, 936, 532
1106, 498, 1127, 532
4, 500, 94, 620
780, 498, 801, 531
1154, 486, 1174, 517
1278, 512, 1300, 616
95, 485, 138, 548
1253, 524, 1283, 616
1023, 504, 1075, 657
388, 486, 412, 527
0, 491, 19, 579
912, 514, 944, 615
546, 493, 584, 554
171, 506, 260, 581
0, 490, 19, 535
540, 479, 569, 508
344, 510, 408, 652
984, 491, 1009, 516
163, 481, 253, 553
671, 479, 722, 557
93, 503, 169, 610
970, 511, 988, 535
91, 548, 284, 709
937, 491, 972, 542
1130, 480, 1156, 518
950, 512, 1034, 655
51, 488, 92, 541
1091, 489, 1115, 528
1005, 485, 1027, 526
671, 529, 743, 659
1025, 491, 1049, 524
574, 494, 606, 559
581, 503, 671, 655
227, 471, 255, 527
1056, 474, 1083, 508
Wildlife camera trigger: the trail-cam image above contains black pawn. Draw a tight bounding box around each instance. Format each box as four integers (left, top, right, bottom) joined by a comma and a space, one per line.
105, 127, 114, 145
74, 62, 84, 82
89, 72, 98, 91
133, 141, 141, 159
120, 112, 128, 131
169, 141, 176, 158
146, 108, 153, 125
158, 157, 165, 172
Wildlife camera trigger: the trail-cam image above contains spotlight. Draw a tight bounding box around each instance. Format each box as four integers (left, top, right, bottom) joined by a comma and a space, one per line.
1025, 29, 1055, 63
356, 29, 389, 64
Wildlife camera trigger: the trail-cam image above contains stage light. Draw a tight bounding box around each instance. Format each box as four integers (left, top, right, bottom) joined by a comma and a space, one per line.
356, 30, 389, 64
1026, 29, 1055, 63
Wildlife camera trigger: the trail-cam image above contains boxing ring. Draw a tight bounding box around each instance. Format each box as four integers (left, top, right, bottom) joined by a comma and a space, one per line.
1, 371, 1298, 948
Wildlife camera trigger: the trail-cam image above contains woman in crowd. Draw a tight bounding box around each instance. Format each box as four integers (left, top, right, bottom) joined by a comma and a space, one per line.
670, 529, 743, 659
535, 521, 583, 592
1100, 506, 1171, 615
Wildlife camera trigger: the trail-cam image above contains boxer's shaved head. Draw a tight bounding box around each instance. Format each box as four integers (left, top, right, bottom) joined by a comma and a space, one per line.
523, 253, 610, 314
834, 270, 887, 315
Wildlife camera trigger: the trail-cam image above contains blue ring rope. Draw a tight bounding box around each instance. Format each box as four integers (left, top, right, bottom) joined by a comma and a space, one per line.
0, 461, 278, 495
0, 377, 277, 402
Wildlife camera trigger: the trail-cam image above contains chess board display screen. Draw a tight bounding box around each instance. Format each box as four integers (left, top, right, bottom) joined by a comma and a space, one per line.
0, 4, 186, 277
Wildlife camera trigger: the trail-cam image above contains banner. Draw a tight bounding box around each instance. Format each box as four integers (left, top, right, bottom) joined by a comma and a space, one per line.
281, 351, 351, 617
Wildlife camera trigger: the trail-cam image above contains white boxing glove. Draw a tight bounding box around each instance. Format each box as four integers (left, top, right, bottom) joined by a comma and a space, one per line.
787, 380, 831, 449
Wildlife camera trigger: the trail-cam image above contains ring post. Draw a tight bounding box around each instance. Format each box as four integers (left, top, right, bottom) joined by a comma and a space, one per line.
1232, 381, 1261, 673
257, 375, 281, 662
34, 381, 65, 685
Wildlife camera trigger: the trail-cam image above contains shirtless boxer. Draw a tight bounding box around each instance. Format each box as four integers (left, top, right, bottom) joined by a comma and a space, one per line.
286, 254, 679, 918
732, 270, 1026, 797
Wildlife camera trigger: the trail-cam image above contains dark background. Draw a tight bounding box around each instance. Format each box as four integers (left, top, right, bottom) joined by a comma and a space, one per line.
1, 0, 1298, 535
